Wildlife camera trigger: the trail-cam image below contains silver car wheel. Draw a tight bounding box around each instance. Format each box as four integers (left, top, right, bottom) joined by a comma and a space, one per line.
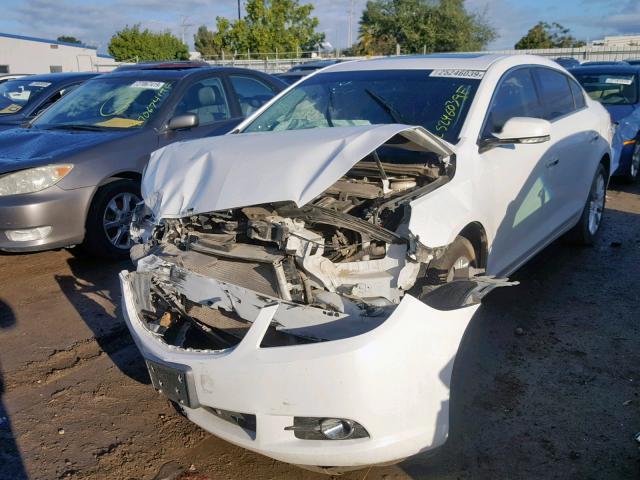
103, 192, 141, 250
588, 172, 606, 236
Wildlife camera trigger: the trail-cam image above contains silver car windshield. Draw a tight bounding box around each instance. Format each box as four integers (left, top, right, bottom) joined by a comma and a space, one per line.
243, 69, 481, 143
33, 77, 175, 129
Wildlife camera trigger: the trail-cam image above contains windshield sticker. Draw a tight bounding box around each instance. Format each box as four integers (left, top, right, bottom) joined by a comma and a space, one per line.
137, 83, 172, 122
435, 85, 471, 135
605, 77, 633, 85
95, 117, 144, 128
430, 69, 484, 80
0, 103, 23, 114
131, 81, 166, 90
28, 81, 52, 88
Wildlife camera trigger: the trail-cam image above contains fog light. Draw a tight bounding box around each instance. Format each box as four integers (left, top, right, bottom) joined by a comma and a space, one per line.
285, 416, 369, 440
5, 226, 52, 242
320, 418, 354, 440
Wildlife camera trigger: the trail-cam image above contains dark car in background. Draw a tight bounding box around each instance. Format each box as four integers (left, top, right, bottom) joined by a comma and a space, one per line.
570, 64, 640, 182
0, 63, 285, 257
554, 57, 580, 69
277, 59, 345, 84
0, 72, 97, 131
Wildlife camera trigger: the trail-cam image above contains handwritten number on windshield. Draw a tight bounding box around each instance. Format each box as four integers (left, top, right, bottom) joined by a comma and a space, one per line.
436, 85, 471, 134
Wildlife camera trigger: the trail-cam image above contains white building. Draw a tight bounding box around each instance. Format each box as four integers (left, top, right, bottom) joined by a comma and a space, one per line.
0, 32, 116, 74
591, 34, 640, 48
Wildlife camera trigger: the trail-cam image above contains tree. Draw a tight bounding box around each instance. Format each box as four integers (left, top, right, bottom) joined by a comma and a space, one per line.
194, 0, 325, 59
515, 22, 585, 49
354, 0, 496, 56
108, 24, 189, 62
57, 36, 82, 44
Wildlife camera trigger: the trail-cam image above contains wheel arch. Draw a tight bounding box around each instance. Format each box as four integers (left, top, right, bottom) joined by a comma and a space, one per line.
457, 221, 489, 270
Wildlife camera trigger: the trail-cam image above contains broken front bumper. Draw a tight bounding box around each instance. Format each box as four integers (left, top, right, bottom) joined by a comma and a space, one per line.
120, 269, 478, 468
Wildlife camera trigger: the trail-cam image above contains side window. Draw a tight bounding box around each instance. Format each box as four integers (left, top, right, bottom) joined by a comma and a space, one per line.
31, 84, 80, 117
534, 68, 575, 120
229, 75, 277, 116
483, 68, 542, 137
173, 77, 230, 125
568, 78, 586, 109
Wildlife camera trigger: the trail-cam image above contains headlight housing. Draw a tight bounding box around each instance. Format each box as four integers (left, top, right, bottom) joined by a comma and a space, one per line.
0, 164, 73, 196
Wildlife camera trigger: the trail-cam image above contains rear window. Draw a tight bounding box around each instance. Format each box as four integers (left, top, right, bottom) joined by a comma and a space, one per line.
572, 73, 638, 105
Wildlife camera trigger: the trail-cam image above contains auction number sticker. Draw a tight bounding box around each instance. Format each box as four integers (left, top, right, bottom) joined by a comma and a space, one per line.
430, 69, 485, 79
130, 81, 166, 90
29, 81, 51, 87
605, 77, 633, 85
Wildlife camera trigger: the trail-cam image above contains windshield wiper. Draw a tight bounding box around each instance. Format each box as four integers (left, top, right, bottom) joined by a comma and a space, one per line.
45, 124, 107, 131
364, 88, 408, 124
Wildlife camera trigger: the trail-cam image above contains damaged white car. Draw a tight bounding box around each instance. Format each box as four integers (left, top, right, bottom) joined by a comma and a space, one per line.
120, 55, 612, 471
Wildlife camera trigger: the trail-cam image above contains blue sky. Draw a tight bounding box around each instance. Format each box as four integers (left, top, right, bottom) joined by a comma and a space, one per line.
0, 0, 638, 53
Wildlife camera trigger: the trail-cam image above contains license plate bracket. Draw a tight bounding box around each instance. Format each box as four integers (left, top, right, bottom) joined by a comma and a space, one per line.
146, 360, 195, 408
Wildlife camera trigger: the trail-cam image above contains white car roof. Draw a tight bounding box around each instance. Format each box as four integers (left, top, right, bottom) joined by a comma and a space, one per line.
325, 54, 560, 73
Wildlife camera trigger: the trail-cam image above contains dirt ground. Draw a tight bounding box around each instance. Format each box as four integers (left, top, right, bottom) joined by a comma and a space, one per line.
1, 181, 639, 480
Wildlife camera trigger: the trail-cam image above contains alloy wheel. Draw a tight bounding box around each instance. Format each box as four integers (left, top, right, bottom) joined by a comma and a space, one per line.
588, 172, 606, 235
102, 191, 141, 250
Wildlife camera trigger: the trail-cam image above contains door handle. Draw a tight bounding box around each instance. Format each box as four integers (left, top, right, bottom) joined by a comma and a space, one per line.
546, 157, 560, 168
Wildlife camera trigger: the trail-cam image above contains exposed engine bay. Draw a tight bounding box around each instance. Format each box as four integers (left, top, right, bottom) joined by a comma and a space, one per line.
129, 126, 501, 351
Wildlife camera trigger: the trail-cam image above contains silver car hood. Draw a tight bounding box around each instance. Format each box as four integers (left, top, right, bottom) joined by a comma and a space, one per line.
142, 124, 455, 219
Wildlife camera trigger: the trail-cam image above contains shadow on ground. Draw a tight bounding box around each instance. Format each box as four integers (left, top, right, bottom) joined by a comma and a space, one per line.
54, 251, 150, 385
0, 300, 27, 480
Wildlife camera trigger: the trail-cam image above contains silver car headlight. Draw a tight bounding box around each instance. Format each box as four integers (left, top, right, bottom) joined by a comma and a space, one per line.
0, 164, 73, 196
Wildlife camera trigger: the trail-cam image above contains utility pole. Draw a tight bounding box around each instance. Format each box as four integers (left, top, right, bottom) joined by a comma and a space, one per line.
179, 16, 194, 45
347, 0, 356, 48
237, 0, 242, 20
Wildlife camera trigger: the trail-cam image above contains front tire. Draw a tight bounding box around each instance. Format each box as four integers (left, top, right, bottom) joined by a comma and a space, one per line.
82, 180, 141, 259
621, 141, 640, 183
566, 163, 607, 245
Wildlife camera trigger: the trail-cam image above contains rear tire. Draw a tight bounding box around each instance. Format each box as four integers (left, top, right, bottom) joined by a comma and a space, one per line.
82, 180, 141, 259
566, 163, 607, 245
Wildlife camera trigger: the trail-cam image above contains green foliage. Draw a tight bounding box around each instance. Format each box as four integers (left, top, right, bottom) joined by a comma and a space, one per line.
57, 36, 82, 44
194, 0, 325, 58
108, 24, 189, 62
354, 0, 496, 56
515, 22, 585, 49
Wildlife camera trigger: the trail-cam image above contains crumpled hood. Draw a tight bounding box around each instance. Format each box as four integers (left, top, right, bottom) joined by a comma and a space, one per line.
0, 127, 134, 174
142, 124, 454, 219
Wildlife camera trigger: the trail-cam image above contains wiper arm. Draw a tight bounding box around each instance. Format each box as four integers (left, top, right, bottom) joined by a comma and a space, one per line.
364, 88, 407, 124
46, 124, 106, 131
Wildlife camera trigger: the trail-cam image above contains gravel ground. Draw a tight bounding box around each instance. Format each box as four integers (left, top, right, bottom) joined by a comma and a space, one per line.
0, 181, 638, 480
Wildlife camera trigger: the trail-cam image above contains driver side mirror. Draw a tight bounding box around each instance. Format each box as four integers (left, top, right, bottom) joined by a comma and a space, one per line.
480, 117, 551, 152
167, 113, 199, 131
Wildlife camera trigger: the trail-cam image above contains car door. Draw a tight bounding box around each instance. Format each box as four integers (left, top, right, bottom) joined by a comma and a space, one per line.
532, 67, 595, 232
158, 74, 240, 146
478, 67, 559, 276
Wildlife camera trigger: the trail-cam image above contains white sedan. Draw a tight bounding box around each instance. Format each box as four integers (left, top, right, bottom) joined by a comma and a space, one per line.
120, 54, 612, 472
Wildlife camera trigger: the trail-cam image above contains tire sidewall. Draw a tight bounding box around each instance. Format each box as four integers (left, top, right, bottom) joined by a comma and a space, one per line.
83, 179, 141, 259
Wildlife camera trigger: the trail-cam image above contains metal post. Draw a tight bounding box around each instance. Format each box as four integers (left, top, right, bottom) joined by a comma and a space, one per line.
237, 0, 241, 20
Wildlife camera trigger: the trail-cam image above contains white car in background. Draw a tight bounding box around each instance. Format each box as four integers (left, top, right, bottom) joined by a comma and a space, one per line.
120, 54, 612, 472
